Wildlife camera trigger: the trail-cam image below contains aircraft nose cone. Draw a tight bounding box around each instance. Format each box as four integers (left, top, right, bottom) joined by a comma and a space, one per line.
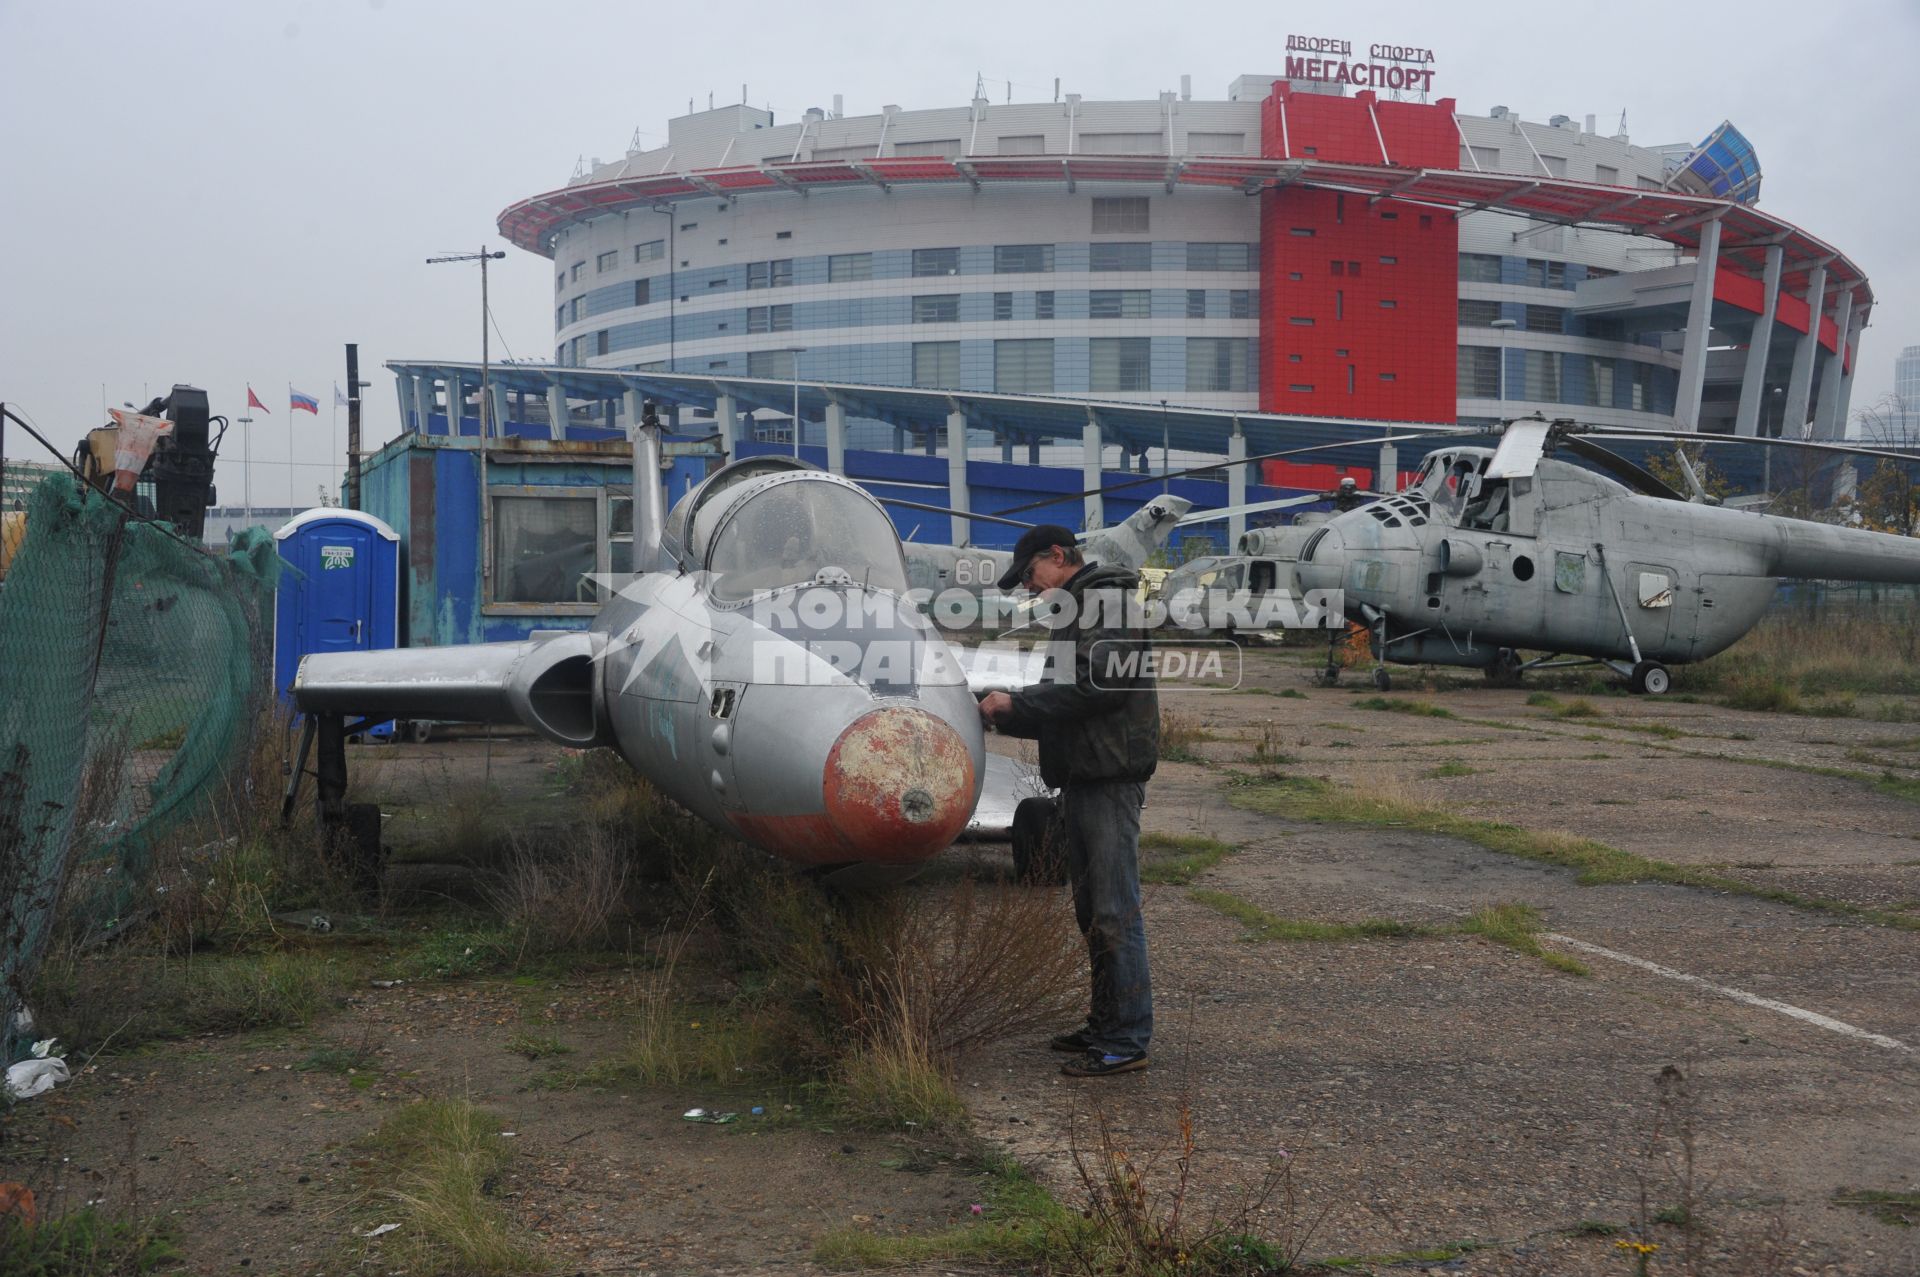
1296, 528, 1345, 593
824, 706, 975, 864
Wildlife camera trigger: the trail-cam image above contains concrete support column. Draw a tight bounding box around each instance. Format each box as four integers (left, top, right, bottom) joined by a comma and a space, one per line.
1027, 435, 1040, 465
1832, 308, 1868, 441
1000, 433, 1013, 464
1082, 415, 1104, 531
1377, 440, 1399, 494
489, 383, 510, 440
946, 409, 970, 545
409, 375, 431, 434
1813, 289, 1855, 441
1227, 430, 1247, 550
893, 426, 905, 453
1782, 262, 1829, 438
825, 400, 848, 476
547, 385, 569, 440
1672, 217, 1723, 431
1733, 244, 1784, 437
444, 375, 462, 434
713, 392, 738, 459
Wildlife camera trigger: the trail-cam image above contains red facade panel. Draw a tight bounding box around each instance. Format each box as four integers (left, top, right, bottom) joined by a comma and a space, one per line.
1258, 86, 1459, 422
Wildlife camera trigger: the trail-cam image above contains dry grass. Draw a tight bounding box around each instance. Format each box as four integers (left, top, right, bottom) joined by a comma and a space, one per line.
358, 1098, 544, 1276
488, 825, 632, 956
1686, 611, 1920, 701
1160, 709, 1217, 764
1058, 1094, 1324, 1276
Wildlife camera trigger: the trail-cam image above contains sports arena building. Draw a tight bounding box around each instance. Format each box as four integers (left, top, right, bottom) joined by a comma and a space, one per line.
502, 66, 1872, 446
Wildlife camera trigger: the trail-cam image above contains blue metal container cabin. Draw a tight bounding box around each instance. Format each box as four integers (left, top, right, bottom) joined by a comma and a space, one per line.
272, 508, 401, 700
359, 433, 680, 646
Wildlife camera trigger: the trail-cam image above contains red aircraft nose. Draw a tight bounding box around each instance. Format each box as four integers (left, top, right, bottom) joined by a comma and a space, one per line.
822, 707, 976, 864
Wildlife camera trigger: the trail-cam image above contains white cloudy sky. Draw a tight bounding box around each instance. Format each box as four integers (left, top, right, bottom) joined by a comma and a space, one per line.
3, 0, 1915, 506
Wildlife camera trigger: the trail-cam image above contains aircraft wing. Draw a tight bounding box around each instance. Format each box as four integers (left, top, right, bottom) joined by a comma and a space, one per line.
292, 631, 608, 749
961, 750, 1051, 839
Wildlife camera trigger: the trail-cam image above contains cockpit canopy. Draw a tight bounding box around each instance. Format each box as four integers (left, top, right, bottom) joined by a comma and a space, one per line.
663, 458, 910, 601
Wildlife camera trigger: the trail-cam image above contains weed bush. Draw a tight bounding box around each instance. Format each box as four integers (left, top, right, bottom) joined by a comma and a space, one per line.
0, 1208, 180, 1277
358, 1099, 541, 1276
488, 825, 632, 955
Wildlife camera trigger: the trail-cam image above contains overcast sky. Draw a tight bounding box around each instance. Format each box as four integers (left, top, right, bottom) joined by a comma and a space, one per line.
3, 0, 1915, 506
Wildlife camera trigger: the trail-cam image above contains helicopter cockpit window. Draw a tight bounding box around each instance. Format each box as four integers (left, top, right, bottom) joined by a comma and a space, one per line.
707, 481, 910, 601
1462, 478, 1511, 532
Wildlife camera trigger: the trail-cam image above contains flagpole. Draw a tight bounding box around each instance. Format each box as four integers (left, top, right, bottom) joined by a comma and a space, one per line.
287, 382, 296, 512
239, 406, 252, 526
331, 385, 340, 505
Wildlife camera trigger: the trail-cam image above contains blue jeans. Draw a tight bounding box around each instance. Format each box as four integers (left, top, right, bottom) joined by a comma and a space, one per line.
1063, 780, 1152, 1056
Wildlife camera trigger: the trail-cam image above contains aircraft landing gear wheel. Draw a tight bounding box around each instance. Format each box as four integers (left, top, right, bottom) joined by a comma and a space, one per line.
408, 720, 432, 744
1372, 667, 1392, 692
1011, 795, 1067, 886
1485, 648, 1524, 686
1630, 660, 1671, 696
1317, 666, 1340, 688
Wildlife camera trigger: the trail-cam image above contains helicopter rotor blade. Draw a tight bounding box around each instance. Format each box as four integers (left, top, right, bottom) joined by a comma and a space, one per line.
988, 426, 1482, 519
874, 496, 1036, 530
1557, 435, 1687, 502
1173, 492, 1330, 527
1578, 427, 1920, 469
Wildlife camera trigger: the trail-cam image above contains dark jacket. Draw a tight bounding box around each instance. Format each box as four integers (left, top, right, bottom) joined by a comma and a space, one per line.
1001, 561, 1160, 787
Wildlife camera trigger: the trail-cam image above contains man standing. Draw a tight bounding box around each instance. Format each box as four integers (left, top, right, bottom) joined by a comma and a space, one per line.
978, 526, 1159, 1077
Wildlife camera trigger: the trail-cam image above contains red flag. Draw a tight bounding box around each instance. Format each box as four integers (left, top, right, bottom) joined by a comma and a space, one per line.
246, 385, 271, 414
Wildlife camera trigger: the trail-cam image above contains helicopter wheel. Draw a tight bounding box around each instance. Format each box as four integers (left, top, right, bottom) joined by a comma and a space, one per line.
1484, 649, 1524, 686
1630, 660, 1671, 696
1372, 667, 1392, 692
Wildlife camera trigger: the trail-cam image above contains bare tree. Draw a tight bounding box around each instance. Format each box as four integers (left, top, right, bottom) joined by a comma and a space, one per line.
1849, 393, 1920, 536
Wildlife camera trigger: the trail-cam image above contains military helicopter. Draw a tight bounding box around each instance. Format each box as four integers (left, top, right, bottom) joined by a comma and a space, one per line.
895, 495, 1193, 597
285, 412, 1044, 879
1148, 418, 1920, 694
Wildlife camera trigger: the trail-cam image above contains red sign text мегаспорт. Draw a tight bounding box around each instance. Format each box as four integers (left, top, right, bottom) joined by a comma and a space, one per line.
1284, 34, 1437, 94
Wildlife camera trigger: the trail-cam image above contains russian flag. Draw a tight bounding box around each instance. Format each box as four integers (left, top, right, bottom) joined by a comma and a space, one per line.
290, 388, 320, 414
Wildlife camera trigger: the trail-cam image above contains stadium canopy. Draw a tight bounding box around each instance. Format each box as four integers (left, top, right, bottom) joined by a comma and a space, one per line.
500, 154, 1870, 311
388, 360, 1464, 467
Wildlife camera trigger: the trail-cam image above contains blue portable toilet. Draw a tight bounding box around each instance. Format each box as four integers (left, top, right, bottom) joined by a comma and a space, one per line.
273, 508, 401, 709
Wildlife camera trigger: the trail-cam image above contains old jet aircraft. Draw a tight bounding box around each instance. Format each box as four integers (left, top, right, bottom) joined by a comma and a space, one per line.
1149, 419, 1920, 693
286, 413, 1040, 876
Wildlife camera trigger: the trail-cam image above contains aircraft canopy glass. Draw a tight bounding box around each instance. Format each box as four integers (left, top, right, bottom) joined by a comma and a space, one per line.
707, 480, 910, 600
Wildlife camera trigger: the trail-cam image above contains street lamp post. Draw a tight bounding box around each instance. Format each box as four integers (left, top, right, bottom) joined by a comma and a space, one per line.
1489, 317, 1518, 409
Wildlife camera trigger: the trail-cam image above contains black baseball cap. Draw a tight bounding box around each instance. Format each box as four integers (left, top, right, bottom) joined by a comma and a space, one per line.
997, 524, 1078, 591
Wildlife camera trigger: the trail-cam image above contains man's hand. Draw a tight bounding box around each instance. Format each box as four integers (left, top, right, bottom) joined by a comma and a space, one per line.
978, 691, 1014, 727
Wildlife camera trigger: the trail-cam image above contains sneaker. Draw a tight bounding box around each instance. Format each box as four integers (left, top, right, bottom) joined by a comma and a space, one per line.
1061, 1048, 1149, 1078
1048, 1028, 1093, 1053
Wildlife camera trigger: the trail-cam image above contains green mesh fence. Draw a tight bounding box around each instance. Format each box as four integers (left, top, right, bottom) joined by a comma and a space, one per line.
0, 472, 277, 1064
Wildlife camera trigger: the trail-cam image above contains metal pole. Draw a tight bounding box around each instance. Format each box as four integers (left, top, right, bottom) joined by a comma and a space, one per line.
1, 401, 7, 514
480, 248, 492, 602
238, 414, 253, 524
792, 368, 800, 457
345, 344, 362, 510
